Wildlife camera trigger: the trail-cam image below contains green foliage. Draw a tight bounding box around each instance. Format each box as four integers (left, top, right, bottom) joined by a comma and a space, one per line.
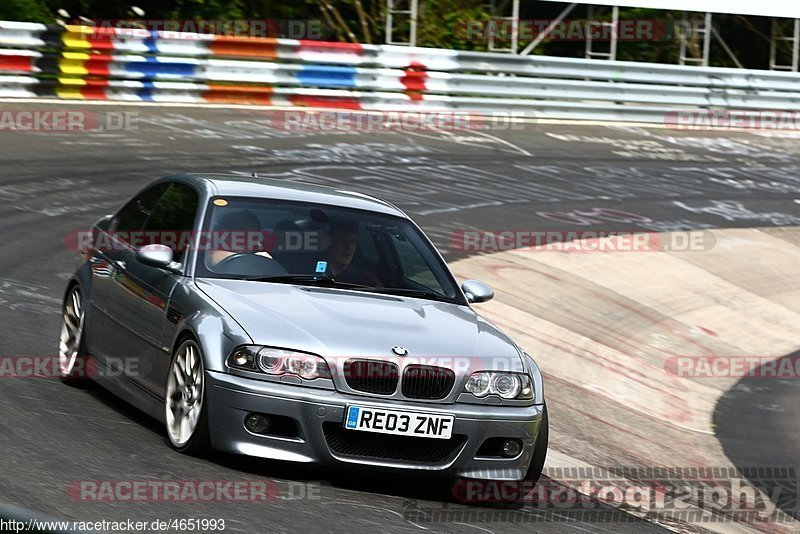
0, 0, 778, 68
0, 0, 53, 22
416, 0, 493, 51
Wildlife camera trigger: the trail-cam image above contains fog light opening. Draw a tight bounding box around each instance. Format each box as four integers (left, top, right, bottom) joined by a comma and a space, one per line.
501, 439, 522, 458
245, 413, 272, 434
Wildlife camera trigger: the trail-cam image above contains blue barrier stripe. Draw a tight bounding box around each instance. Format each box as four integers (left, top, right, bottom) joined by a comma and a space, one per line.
296, 64, 357, 88
144, 31, 159, 55
124, 58, 197, 77
137, 82, 155, 101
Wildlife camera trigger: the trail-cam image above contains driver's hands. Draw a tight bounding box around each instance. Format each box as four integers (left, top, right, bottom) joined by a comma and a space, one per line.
208, 250, 273, 268
208, 250, 235, 268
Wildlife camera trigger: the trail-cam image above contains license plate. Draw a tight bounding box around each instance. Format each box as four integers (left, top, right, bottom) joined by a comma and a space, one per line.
344, 406, 454, 439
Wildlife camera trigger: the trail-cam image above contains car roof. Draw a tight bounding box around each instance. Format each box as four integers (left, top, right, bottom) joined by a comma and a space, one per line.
163, 173, 406, 217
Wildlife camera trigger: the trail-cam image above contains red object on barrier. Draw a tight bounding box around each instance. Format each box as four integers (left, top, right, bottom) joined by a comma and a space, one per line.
401, 62, 427, 100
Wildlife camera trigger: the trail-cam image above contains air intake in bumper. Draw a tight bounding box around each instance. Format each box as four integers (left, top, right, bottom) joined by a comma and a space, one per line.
323, 422, 466, 464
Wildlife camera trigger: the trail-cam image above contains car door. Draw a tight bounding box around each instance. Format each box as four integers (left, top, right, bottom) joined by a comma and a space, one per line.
120, 182, 200, 397
90, 182, 170, 363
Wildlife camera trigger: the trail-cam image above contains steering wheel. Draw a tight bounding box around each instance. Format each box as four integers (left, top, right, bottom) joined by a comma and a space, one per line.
213, 252, 288, 277
215, 252, 254, 269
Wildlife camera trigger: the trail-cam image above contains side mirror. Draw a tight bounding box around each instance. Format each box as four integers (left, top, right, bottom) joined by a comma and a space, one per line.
461, 279, 494, 304
136, 244, 182, 273
95, 214, 114, 231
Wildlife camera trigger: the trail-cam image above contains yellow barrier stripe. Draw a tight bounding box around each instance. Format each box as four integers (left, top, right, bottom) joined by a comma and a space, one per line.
54, 88, 85, 99
57, 78, 88, 86
58, 58, 89, 76
62, 32, 90, 50
64, 25, 95, 35
62, 52, 92, 60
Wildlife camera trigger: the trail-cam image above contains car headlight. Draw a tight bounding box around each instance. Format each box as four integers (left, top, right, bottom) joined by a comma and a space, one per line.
464, 371, 533, 400
228, 346, 331, 380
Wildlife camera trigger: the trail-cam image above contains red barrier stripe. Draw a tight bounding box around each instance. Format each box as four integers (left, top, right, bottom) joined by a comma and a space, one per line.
80, 79, 110, 100
83, 34, 116, 51
0, 54, 35, 72
84, 57, 113, 76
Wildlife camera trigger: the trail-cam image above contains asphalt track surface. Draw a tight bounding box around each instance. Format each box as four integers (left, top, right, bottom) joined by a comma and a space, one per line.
1, 102, 799, 533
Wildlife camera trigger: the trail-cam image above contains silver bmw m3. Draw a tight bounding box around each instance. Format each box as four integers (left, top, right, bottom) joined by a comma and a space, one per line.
59, 173, 548, 490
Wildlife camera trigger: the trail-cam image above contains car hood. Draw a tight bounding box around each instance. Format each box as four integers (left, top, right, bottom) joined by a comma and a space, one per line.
196, 278, 525, 372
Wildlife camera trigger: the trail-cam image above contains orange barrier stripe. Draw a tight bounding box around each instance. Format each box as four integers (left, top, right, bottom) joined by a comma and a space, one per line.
210, 37, 279, 59
205, 84, 274, 105
297, 40, 364, 52
288, 95, 362, 109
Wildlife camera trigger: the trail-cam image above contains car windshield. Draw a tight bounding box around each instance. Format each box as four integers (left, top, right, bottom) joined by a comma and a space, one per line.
195, 196, 465, 304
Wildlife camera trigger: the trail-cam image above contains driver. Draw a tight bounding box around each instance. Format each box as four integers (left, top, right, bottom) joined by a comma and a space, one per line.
323, 220, 382, 286
207, 210, 270, 268
326, 220, 358, 277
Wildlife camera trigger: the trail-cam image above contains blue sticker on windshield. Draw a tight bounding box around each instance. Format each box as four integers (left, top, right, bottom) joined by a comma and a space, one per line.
315, 261, 328, 274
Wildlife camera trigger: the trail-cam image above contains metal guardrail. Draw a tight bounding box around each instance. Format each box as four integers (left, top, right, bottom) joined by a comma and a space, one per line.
1, 20, 799, 122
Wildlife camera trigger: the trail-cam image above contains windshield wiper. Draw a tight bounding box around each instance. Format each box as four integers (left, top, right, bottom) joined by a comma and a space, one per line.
358, 287, 458, 303
243, 274, 371, 290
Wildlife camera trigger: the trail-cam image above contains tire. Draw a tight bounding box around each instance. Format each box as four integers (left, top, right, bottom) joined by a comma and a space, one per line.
524, 403, 549, 487
165, 337, 211, 456
58, 284, 93, 388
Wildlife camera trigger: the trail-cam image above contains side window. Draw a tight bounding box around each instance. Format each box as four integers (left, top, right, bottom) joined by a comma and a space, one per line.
112, 183, 169, 235
141, 183, 199, 263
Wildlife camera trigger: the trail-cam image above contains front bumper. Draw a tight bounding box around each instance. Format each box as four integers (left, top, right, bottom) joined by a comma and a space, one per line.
206, 371, 545, 480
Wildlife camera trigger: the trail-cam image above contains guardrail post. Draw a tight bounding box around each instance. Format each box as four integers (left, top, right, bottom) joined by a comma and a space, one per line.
487, 0, 519, 54
770, 17, 800, 72
585, 5, 618, 61
679, 12, 712, 66
386, 0, 418, 46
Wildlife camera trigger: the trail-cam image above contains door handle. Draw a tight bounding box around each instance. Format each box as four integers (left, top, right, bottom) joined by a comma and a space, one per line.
112, 260, 126, 272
